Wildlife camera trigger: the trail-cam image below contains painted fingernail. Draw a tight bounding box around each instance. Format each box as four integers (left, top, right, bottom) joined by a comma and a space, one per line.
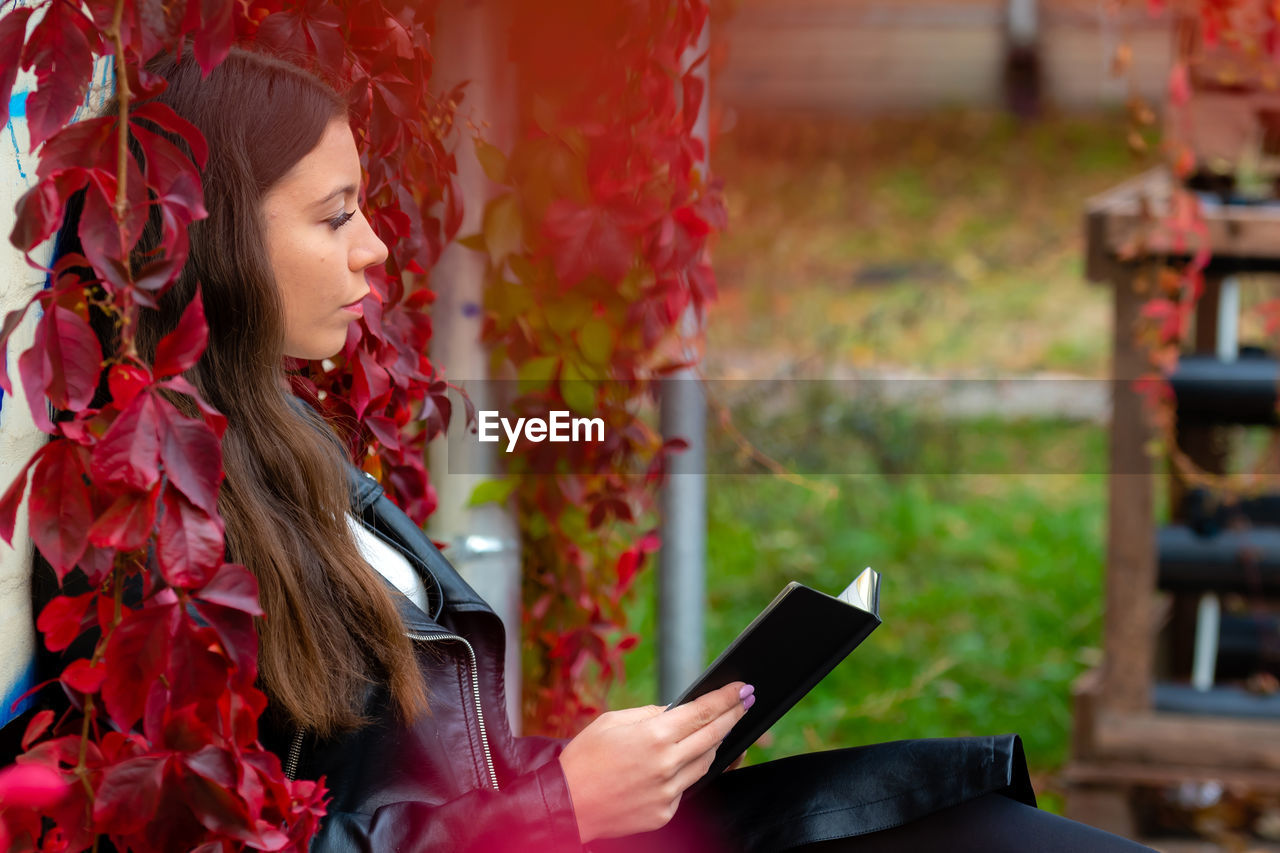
738, 684, 755, 700
742, 694, 756, 711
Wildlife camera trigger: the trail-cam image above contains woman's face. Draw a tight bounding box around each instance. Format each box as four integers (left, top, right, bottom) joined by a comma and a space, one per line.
260, 118, 389, 360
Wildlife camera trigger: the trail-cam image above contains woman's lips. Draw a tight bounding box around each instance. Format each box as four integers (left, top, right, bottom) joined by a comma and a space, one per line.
342, 293, 369, 315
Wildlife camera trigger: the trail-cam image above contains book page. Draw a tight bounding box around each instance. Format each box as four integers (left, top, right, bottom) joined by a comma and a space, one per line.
836, 567, 880, 615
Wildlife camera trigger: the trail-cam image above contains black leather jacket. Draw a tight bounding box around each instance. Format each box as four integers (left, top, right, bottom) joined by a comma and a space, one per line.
258, 467, 582, 852
10, 462, 1039, 853
7, 463, 580, 853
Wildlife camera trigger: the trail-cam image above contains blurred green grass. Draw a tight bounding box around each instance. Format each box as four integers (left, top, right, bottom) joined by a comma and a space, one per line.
610, 410, 1106, 805
605, 110, 1153, 803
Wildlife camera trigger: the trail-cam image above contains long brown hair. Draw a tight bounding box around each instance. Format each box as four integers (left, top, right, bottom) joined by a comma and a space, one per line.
114, 47, 427, 735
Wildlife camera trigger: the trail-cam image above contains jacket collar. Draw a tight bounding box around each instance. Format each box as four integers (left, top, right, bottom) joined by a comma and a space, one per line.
343, 463, 494, 620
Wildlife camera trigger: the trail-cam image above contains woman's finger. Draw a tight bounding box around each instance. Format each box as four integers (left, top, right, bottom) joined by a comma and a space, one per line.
597, 705, 666, 730
659, 682, 749, 741
671, 744, 720, 793
674, 691, 749, 758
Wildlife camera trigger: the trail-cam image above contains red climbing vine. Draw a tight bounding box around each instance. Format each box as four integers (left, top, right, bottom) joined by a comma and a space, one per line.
472, 0, 724, 735
0, 0, 459, 848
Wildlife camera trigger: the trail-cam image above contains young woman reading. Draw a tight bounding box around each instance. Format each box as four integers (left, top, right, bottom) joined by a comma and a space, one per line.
21, 46, 1153, 853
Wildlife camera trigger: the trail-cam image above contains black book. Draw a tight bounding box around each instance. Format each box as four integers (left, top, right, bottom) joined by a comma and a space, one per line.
671, 567, 882, 787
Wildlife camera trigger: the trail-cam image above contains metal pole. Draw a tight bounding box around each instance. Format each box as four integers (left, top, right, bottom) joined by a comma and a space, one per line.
427, 0, 523, 731
657, 17, 711, 704
1003, 0, 1042, 119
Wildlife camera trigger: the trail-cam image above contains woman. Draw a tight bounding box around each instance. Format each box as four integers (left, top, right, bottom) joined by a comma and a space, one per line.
27, 47, 1154, 852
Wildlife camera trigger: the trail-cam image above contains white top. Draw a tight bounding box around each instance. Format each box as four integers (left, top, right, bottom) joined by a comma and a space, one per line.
347, 514, 430, 613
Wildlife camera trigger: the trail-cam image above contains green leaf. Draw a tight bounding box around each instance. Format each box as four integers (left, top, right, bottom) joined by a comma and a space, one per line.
579, 318, 614, 366
546, 300, 590, 336
468, 478, 518, 507
560, 360, 597, 415
517, 355, 559, 393
509, 254, 538, 284
489, 278, 533, 324
474, 138, 508, 184
483, 194, 523, 263
456, 233, 487, 252
531, 94, 558, 136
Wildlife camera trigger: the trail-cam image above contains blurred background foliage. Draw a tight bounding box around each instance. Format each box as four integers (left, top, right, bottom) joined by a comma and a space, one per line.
609, 109, 1160, 810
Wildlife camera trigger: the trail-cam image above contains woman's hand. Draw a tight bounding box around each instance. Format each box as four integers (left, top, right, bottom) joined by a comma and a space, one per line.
557, 682, 754, 844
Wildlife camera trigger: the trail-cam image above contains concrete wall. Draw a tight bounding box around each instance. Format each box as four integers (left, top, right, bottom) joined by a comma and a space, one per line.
717, 0, 1173, 114
0, 0, 113, 729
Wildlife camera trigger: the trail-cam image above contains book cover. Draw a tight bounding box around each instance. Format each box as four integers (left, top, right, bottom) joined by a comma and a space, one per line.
672, 567, 882, 786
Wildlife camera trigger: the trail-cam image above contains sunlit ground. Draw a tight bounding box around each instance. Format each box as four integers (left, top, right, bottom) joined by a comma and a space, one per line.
705, 108, 1150, 378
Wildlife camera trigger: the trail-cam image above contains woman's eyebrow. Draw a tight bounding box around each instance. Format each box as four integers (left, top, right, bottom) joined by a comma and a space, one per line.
312, 184, 357, 209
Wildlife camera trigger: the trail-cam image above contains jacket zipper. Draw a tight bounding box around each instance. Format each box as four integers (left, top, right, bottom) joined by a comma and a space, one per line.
284, 727, 305, 781
281, 633, 498, 791
407, 630, 501, 791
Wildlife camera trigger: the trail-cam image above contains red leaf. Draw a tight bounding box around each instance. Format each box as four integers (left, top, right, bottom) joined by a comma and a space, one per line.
130, 121, 203, 201
254, 10, 308, 58
92, 390, 162, 490
60, 658, 106, 693
41, 304, 102, 412
190, 599, 258, 678
194, 562, 263, 616
9, 179, 65, 253
33, 114, 113, 176
101, 601, 177, 731
193, 0, 235, 77
0, 296, 38, 397
28, 440, 92, 576
180, 751, 258, 844
364, 414, 400, 449
0, 763, 71, 809
153, 285, 209, 378
352, 347, 390, 420
14, 337, 55, 434
0, 446, 41, 545
22, 0, 97, 149
87, 484, 159, 551
0, 9, 33, 131
36, 590, 95, 652
21, 709, 55, 750
615, 548, 640, 593
107, 361, 152, 409
132, 101, 210, 170
156, 487, 225, 587
157, 403, 223, 513
78, 165, 150, 285
163, 617, 233, 709
543, 200, 635, 286
160, 374, 228, 439
93, 754, 166, 834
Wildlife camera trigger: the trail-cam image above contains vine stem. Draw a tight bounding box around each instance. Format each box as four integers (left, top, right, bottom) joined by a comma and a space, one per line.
76, 694, 95, 833
107, 0, 139, 358
109, 0, 130, 225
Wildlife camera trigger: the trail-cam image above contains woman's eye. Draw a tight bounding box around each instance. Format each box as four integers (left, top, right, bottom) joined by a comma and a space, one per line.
328, 210, 356, 230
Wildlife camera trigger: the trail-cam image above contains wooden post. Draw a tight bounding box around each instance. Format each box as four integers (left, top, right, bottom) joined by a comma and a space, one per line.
1101, 265, 1157, 713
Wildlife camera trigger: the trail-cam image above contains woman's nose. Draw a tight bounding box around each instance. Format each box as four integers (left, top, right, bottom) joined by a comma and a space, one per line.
351, 209, 390, 271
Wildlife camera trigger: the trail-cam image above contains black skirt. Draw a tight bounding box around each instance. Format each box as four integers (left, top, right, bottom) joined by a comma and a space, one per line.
593, 735, 1035, 853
